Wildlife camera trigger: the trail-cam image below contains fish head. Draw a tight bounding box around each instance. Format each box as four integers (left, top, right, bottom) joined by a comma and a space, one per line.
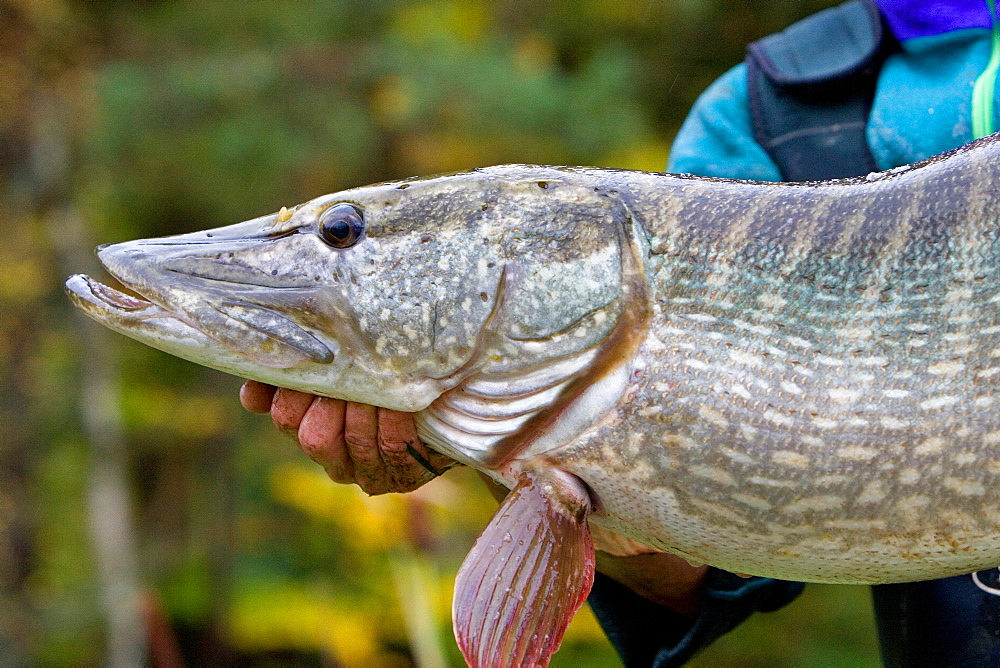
66, 166, 640, 413
67, 165, 645, 668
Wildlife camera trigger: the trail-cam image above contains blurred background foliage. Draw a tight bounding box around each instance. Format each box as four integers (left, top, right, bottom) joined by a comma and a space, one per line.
0, 0, 881, 665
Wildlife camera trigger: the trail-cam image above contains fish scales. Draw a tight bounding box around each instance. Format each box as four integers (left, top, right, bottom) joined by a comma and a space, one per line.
556, 143, 1000, 583
67, 133, 1000, 664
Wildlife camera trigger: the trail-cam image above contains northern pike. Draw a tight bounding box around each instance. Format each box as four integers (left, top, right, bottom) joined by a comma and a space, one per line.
68, 133, 1000, 666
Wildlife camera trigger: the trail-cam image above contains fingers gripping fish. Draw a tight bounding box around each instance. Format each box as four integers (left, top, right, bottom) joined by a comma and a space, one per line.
68, 134, 1000, 665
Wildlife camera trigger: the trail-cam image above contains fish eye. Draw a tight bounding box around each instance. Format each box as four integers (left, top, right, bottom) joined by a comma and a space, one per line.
319, 204, 365, 249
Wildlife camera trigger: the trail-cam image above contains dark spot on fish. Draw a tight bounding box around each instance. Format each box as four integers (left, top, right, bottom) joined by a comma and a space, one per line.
214, 253, 221, 259
487, 262, 495, 268
398, 183, 410, 190
314, 276, 321, 281
421, 234, 434, 243
271, 269, 278, 276
480, 292, 488, 302
537, 181, 548, 189
481, 204, 488, 211
206, 233, 214, 237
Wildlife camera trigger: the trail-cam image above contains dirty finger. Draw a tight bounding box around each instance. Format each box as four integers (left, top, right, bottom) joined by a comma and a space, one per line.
271, 388, 315, 434
240, 380, 277, 414
376, 408, 442, 491
344, 402, 392, 495
298, 396, 353, 484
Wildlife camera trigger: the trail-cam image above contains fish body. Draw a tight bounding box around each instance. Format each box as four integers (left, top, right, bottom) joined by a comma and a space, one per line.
68, 134, 1000, 665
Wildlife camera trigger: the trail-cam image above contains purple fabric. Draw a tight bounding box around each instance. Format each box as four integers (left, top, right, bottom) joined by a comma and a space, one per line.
874, 0, 992, 40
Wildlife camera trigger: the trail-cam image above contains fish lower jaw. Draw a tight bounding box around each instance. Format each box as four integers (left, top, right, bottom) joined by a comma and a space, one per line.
66, 273, 167, 319
66, 274, 224, 356
67, 273, 339, 370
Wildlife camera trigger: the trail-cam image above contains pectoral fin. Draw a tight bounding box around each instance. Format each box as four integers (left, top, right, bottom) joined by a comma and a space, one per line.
453, 469, 595, 668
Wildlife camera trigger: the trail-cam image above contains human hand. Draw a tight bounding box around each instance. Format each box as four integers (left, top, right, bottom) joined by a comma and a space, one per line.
241, 381, 704, 609
595, 551, 709, 616
239, 380, 457, 495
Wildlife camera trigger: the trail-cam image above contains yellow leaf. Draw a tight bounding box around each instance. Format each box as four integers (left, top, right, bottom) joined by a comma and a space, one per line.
389, 0, 489, 46
599, 136, 671, 173
268, 462, 410, 550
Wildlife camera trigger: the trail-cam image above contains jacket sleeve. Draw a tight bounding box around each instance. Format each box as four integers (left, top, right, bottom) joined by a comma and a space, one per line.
589, 570, 805, 667
666, 64, 783, 182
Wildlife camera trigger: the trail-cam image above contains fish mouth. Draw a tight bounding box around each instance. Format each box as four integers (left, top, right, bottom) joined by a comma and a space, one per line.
65, 271, 335, 369
68, 273, 171, 317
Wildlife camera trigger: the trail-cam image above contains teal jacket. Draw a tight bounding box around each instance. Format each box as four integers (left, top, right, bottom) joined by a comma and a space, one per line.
669, 28, 1000, 180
